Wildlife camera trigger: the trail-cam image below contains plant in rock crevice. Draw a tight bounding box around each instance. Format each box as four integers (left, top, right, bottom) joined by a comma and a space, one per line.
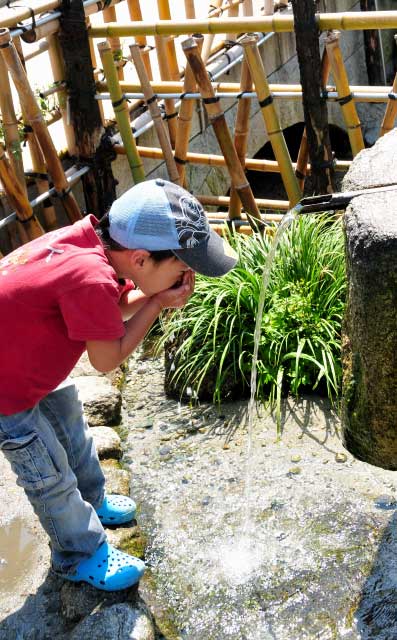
155, 214, 346, 410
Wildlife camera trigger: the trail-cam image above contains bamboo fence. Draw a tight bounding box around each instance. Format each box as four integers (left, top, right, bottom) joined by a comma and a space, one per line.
127, 0, 153, 79
0, 28, 81, 223
325, 31, 364, 157
242, 33, 301, 205
97, 40, 145, 184
182, 36, 261, 227
129, 42, 182, 185
380, 35, 397, 137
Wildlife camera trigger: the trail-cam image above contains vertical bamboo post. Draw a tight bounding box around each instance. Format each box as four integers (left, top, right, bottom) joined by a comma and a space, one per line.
202, 0, 223, 63
174, 34, 203, 186
154, 35, 178, 147
103, 4, 124, 81
184, 0, 195, 19
127, 0, 153, 80
182, 37, 261, 225
263, 0, 274, 15
46, 33, 77, 156
157, 0, 180, 81
380, 35, 397, 137
98, 41, 145, 184
228, 59, 252, 220
0, 143, 44, 240
243, 0, 254, 16
295, 47, 331, 190
13, 35, 58, 233
325, 31, 365, 157
129, 42, 181, 185
227, 1, 239, 43
0, 29, 82, 223
242, 34, 301, 205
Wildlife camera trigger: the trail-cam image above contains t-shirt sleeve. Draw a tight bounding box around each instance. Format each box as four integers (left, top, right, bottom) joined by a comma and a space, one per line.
58, 283, 126, 341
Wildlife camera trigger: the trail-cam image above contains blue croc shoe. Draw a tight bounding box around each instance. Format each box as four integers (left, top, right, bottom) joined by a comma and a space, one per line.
62, 541, 145, 591
96, 494, 136, 525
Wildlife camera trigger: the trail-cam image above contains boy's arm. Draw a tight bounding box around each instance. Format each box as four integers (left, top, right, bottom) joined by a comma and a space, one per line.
86, 272, 194, 372
119, 288, 150, 321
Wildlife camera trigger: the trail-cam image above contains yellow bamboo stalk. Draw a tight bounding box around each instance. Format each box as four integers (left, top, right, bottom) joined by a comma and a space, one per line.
295, 47, 331, 190
262, 0, 274, 15
182, 36, 261, 225
325, 31, 364, 157
227, 1, 239, 43
242, 33, 301, 205
202, 0, 223, 63
380, 35, 397, 137
0, 29, 82, 223
206, 210, 283, 222
154, 35, 178, 147
114, 143, 351, 174
243, 0, 254, 16
229, 59, 252, 219
13, 35, 58, 232
46, 33, 77, 156
129, 43, 181, 185
198, 193, 289, 210
98, 41, 145, 184
157, 0, 180, 81
88, 13, 397, 39
184, 0, 196, 19
174, 34, 203, 186
0, 143, 44, 241
127, 0, 153, 80
103, 4, 124, 81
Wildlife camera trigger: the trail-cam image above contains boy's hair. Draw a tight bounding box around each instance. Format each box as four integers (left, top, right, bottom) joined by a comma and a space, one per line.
96, 213, 175, 262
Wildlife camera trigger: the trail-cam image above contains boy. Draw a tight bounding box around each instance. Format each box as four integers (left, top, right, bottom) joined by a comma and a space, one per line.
0, 178, 237, 591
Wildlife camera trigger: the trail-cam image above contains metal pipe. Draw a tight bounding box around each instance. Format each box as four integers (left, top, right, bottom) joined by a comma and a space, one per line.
0, 165, 89, 231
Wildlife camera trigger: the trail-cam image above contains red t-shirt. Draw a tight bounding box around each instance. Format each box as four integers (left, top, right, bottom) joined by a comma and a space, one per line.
0, 215, 131, 415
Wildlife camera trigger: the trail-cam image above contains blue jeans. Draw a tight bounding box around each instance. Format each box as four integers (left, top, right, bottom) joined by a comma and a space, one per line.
0, 379, 106, 573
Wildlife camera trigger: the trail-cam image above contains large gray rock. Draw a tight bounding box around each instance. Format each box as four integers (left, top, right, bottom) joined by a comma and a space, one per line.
91, 426, 122, 460
74, 376, 122, 426
69, 603, 155, 640
342, 130, 397, 469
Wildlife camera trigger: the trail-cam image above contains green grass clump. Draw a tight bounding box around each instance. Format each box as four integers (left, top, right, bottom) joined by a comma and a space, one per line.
156, 214, 346, 407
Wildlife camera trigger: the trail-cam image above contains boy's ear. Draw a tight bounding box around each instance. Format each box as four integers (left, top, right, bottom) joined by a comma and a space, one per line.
129, 249, 150, 268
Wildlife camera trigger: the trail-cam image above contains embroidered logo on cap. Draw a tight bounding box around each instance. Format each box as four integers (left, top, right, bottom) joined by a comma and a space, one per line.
174, 195, 209, 248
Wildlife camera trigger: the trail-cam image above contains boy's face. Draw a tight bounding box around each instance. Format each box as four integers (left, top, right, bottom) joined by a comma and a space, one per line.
132, 255, 193, 297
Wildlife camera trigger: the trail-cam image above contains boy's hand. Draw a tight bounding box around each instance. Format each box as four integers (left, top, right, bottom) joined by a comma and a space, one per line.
154, 270, 195, 310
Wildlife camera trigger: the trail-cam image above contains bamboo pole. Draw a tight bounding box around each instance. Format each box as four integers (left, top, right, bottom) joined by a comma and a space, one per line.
325, 31, 364, 157
184, 0, 196, 19
13, 35, 58, 233
46, 33, 77, 156
114, 143, 352, 173
243, 0, 254, 16
129, 42, 181, 185
0, 29, 82, 223
202, 0, 223, 63
103, 4, 124, 81
0, 143, 44, 240
24, 40, 49, 63
380, 35, 397, 137
262, 0, 274, 15
182, 37, 261, 225
97, 40, 145, 184
88, 12, 397, 39
174, 34, 203, 186
229, 59, 252, 219
0, 1, 60, 29
206, 210, 283, 222
227, 1, 239, 43
97, 78, 394, 97
127, 0, 153, 80
242, 33, 301, 205
295, 47, 331, 190
154, 35, 178, 147
197, 193, 289, 210
157, 0, 180, 81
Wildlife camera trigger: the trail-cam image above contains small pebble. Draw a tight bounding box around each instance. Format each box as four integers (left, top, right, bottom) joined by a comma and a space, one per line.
159, 445, 172, 456
223, 443, 230, 450
335, 452, 348, 463
291, 455, 301, 463
288, 466, 301, 475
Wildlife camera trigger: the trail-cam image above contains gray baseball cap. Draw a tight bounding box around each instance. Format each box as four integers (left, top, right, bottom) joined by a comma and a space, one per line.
108, 178, 238, 277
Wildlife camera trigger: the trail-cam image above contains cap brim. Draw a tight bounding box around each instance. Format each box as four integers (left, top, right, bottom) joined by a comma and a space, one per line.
172, 228, 238, 277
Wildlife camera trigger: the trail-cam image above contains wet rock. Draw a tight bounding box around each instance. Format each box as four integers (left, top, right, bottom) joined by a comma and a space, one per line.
106, 526, 147, 560
69, 602, 155, 640
101, 460, 130, 496
74, 376, 122, 426
91, 427, 122, 460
